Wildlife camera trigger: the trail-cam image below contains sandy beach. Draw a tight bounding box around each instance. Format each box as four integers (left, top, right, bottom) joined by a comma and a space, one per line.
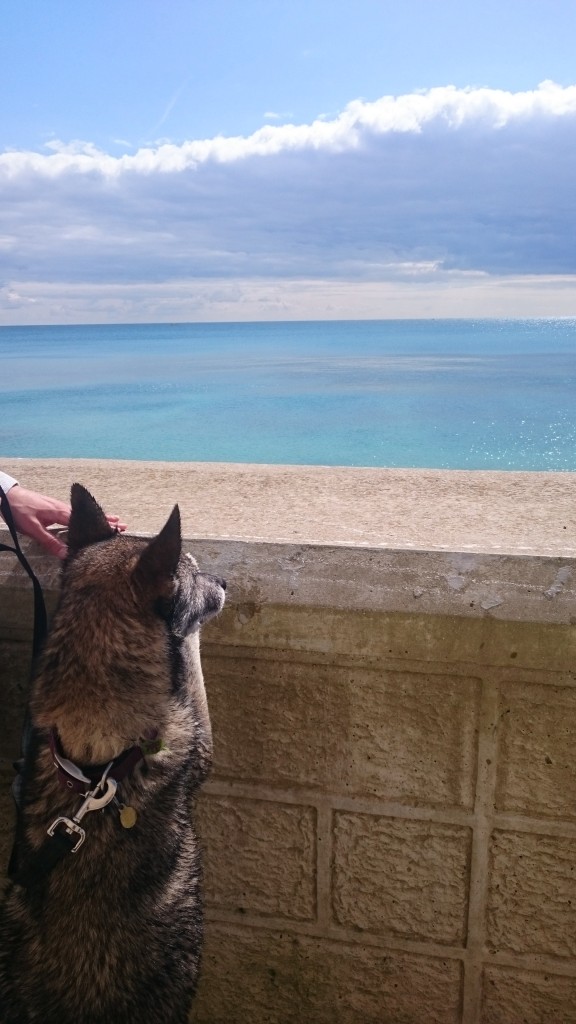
2, 457, 575, 556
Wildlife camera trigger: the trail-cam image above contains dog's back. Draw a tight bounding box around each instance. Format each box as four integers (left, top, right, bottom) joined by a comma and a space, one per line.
0, 485, 225, 1024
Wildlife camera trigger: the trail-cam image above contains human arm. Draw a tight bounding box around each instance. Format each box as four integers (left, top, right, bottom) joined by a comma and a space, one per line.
0, 476, 126, 559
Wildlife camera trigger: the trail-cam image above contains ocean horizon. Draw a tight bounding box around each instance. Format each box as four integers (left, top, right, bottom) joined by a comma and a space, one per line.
2, 318, 576, 471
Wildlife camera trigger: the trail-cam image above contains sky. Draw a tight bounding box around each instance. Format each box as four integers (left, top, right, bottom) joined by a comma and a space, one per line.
1, 0, 576, 324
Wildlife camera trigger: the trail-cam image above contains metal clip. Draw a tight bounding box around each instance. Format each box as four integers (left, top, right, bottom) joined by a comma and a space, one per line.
47, 816, 86, 853
73, 776, 118, 822
47, 772, 118, 853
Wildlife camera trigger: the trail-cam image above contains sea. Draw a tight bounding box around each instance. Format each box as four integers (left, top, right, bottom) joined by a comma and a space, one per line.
1, 318, 576, 470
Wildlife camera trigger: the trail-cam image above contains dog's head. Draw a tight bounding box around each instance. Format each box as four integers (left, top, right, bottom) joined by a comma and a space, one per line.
65, 483, 226, 637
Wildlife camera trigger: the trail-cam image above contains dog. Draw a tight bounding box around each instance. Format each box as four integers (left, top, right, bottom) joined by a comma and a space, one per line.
0, 484, 226, 1024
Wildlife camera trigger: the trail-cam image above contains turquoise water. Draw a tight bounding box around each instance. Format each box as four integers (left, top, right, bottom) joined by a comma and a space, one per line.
1, 319, 576, 469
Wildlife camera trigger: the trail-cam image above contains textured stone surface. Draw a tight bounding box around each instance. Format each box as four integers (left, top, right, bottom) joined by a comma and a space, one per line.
495, 682, 576, 819
333, 813, 471, 945
194, 926, 463, 1024
487, 830, 576, 957
208, 657, 480, 808
481, 967, 576, 1024
211, 604, 576, 670
199, 795, 316, 920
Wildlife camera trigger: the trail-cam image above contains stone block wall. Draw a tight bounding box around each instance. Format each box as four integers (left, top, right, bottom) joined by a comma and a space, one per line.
1, 527, 576, 1024
190, 593, 576, 1024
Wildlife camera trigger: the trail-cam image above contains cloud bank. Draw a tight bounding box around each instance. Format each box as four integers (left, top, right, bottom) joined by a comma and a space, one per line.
1, 82, 576, 322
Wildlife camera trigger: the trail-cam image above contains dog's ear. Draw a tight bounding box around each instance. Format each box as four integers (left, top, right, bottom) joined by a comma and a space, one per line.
132, 505, 181, 596
68, 483, 117, 552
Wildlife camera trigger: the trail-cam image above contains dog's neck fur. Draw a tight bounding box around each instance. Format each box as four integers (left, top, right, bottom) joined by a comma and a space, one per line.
31, 601, 174, 765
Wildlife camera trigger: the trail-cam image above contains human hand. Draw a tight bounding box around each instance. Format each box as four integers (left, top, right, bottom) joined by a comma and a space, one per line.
3, 486, 127, 559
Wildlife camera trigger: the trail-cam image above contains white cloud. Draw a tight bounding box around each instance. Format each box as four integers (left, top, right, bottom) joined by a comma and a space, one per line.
263, 111, 294, 123
1, 82, 576, 322
2, 80, 575, 177
3, 273, 576, 326
1, 286, 37, 307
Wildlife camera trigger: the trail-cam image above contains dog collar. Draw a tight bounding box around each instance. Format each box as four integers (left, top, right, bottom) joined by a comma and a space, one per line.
9, 730, 166, 889
49, 728, 164, 793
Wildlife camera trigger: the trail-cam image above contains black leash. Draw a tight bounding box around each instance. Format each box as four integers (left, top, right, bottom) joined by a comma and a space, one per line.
0, 484, 48, 660
0, 484, 49, 881
13, 826, 79, 889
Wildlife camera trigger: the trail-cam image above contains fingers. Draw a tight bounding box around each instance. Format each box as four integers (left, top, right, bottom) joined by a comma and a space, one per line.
36, 503, 71, 529
21, 516, 124, 559
19, 516, 68, 559
26, 512, 126, 556
44, 534, 69, 560
106, 515, 127, 533
37, 506, 126, 533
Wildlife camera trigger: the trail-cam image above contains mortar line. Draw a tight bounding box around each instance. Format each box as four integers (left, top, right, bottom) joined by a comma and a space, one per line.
204, 907, 576, 979
484, 951, 576, 977
204, 777, 576, 840
206, 640, 576, 682
461, 676, 500, 1024
493, 812, 576, 837
205, 907, 466, 960
204, 778, 475, 825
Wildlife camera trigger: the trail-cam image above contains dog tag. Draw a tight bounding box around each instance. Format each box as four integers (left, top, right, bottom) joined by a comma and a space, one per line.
119, 805, 138, 829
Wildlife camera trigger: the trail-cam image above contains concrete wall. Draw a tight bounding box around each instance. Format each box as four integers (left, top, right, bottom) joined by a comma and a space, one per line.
1, 460, 576, 1023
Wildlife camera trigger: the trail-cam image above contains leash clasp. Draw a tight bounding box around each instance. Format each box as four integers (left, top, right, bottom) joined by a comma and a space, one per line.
46, 773, 118, 853
74, 776, 118, 820
47, 817, 86, 853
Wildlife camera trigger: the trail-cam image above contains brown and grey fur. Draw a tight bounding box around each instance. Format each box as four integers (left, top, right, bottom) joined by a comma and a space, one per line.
0, 484, 226, 1024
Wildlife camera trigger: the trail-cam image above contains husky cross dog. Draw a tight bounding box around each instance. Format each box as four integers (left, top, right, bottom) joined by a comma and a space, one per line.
0, 484, 226, 1024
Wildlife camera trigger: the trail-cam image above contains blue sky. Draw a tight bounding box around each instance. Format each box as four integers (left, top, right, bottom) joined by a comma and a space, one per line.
1, 0, 576, 323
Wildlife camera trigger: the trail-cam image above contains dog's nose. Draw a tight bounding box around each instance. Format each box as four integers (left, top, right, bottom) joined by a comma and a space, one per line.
199, 571, 227, 591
